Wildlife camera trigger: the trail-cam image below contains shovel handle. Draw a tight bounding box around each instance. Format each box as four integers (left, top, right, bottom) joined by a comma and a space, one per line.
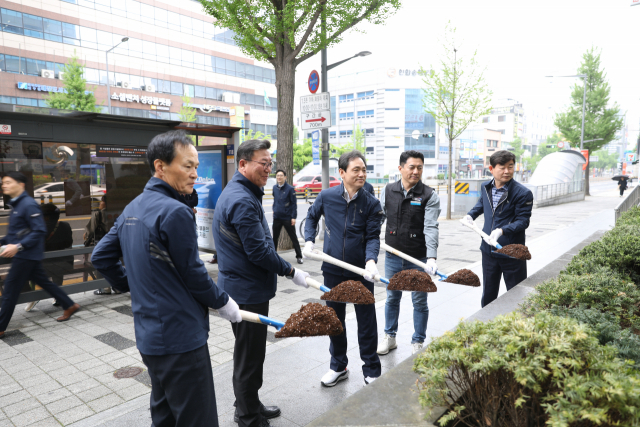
306, 277, 331, 293
303, 249, 390, 284
239, 310, 285, 331
435, 271, 447, 280
459, 219, 502, 249
381, 243, 447, 281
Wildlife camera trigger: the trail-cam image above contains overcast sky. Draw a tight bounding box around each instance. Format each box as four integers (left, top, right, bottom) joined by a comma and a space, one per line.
293, 0, 640, 144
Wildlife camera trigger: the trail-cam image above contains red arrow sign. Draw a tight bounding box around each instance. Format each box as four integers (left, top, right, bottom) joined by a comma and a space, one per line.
305, 117, 326, 123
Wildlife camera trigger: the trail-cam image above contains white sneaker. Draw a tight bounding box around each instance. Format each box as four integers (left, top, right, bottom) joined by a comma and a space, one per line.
376, 334, 397, 355
320, 369, 348, 387
411, 342, 424, 355
364, 376, 378, 385
24, 301, 39, 312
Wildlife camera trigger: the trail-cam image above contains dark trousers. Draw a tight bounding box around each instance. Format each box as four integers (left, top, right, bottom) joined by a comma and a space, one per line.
231, 301, 269, 427
272, 218, 302, 258
620, 187, 626, 196
0, 258, 74, 332
481, 252, 527, 308
140, 344, 218, 427
323, 272, 381, 378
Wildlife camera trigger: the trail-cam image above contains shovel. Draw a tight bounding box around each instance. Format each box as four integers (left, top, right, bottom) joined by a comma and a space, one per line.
459, 219, 526, 260
239, 310, 285, 331
303, 249, 390, 284
380, 242, 450, 282
305, 277, 331, 293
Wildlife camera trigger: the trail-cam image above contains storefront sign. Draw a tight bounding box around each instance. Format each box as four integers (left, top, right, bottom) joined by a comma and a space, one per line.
111, 93, 172, 107
96, 146, 147, 158
0, 125, 11, 135
199, 104, 231, 114
150, 105, 170, 111
196, 150, 224, 251
17, 82, 91, 94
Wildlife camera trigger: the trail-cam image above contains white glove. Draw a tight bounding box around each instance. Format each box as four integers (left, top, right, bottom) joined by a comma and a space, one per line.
303, 241, 314, 258
291, 268, 310, 288
218, 297, 242, 323
424, 258, 437, 275
363, 260, 379, 282
462, 215, 474, 226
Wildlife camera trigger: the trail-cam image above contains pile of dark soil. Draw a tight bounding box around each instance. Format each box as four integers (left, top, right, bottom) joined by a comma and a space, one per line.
321, 281, 375, 304
441, 269, 481, 287
274, 303, 344, 338
495, 244, 532, 260
388, 269, 437, 292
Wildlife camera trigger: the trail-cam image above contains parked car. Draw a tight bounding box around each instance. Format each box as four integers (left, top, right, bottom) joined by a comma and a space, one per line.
293, 175, 341, 194
34, 182, 106, 211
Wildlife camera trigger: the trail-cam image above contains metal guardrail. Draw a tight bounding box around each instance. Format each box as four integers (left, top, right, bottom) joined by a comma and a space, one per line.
614, 184, 640, 223
531, 180, 584, 202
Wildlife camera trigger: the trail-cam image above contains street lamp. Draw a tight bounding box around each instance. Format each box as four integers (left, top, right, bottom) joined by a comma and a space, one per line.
106, 37, 129, 114
546, 74, 588, 149
320, 50, 372, 192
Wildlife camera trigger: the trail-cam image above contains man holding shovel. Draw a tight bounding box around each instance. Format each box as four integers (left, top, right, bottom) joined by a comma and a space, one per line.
213, 139, 310, 427
304, 150, 385, 387
464, 150, 534, 307
377, 150, 440, 356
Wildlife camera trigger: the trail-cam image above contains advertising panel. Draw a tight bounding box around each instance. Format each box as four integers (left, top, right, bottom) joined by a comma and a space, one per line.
195, 150, 223, 251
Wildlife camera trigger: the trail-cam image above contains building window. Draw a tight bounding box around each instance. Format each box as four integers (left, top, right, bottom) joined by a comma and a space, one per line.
486, 156, 491, 164
357, 110, 375, 118
482, 117, 489, 123
366, 165, 374, 171
365, 128, 374, 136
339, 112, 354, 120
498, 115, 506, 122
493, 141, 498, 147
366, 146, 374, 153
486, 140, 491, 147
329, 131, 336, 138
357, 90, 374, 99
339, 94, 354, 102
339, 130, 353, 137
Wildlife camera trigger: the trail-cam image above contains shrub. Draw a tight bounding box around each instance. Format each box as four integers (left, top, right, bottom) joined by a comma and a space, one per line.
520, 271, 640, 333
616, 207, 640, 227
413, 312, 640, 427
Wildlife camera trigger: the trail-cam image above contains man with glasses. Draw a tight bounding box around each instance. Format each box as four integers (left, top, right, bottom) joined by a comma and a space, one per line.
213, 139, 310, 427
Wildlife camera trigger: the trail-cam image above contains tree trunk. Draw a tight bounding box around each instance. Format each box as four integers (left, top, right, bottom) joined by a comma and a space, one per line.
447, 136, 453, 219
274, 59, 296, 250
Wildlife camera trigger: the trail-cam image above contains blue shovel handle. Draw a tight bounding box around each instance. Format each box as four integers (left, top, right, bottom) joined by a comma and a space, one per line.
320, 285, 331, 293
495, 243, 503, 249
376, 275, 390, 284
257, 315, 285, 331
435, 271, 448, 281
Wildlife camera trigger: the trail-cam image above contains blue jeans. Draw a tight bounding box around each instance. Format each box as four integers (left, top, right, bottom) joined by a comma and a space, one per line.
384, 252, 429, 344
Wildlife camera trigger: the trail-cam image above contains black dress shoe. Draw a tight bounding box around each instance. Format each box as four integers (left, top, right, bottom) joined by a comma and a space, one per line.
234, 405, 281, 423
296, 257, 304, 264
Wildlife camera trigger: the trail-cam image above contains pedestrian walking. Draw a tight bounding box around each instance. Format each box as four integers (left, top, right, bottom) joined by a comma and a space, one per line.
272, 169, 303, 264
463, 150, 534, 308
619, 176, 628, 197
304, 150, 385, 387
377, 150, 440, 356
212, 139, 310, 427
0, 172, 80, 339
92, 130, 242, 427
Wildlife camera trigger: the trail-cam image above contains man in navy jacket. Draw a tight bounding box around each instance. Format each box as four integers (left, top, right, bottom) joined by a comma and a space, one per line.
304, 150, 385, 387
465, 150, 534, 307
272, 169, 303, 263
0, 172, 80, 338
92, 130, 242, 427
213, 139, 310, 427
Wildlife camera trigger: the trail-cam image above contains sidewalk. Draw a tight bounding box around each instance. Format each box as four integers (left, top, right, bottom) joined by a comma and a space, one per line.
0, 188, 620, 427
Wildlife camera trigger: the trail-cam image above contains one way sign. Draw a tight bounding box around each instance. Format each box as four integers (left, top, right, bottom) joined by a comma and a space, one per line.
301, 110, 331, 130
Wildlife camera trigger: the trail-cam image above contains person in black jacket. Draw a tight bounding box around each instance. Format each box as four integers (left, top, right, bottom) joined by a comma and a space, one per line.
619, 176, 628, 197
464, 150, 534, 307
272, 169, 303, 264
0, 172, 80, 339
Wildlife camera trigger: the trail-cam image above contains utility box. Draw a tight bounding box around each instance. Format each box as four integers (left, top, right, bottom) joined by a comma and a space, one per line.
453, 178, 487, 214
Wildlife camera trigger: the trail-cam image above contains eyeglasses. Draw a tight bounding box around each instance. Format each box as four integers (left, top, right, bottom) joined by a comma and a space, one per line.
249, 160, 273, 170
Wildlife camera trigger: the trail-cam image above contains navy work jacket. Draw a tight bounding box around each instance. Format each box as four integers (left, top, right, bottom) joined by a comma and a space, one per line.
0, 191, 47, 261
272, 182, 297, 220
212, 171, 292, 305
467, 178, 534, 254
304, 184, 383, 277
91, 178, 229, 356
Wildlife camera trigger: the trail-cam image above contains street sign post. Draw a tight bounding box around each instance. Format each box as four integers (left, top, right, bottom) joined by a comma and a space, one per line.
300, 92, 331, 130
308, 70, 320, 94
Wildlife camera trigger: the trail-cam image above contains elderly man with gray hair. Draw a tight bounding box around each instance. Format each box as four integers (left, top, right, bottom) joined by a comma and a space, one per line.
212, 139, 310, 427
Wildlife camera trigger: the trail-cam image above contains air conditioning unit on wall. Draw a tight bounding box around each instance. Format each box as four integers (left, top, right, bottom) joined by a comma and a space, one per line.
41, 69, 54, 78
119, 81, 131, 89
143, 84, 156, 92
58, 72, 65, 80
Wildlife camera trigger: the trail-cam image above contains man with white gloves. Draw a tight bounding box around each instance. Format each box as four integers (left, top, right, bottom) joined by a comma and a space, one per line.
465, 150, 533, 308
304, 150, 385, 387
213, 139, 311, 427
377, 150, 441, 357
92, 131, 240, 427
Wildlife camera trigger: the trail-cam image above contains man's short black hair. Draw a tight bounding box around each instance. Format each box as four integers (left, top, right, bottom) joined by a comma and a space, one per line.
490, 150, 516, 167
338, 150, 366, 171
41, 203, 60, 221
146, 130, 194, 175
4, 171, 27, 185
236, 139, 271, 166
399, 150, 424, 166
275, 169, 286, 176
101, 195, 107, 203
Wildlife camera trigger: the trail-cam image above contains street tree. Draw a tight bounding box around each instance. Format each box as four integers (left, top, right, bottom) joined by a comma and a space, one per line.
350, 124, 366, 152
199, 0, 401, 185
179, 95, 197, 143
554, 47, 623, 195
245, 129, 272, 141
420, 22, 492, 219
45, 52, 100, 112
